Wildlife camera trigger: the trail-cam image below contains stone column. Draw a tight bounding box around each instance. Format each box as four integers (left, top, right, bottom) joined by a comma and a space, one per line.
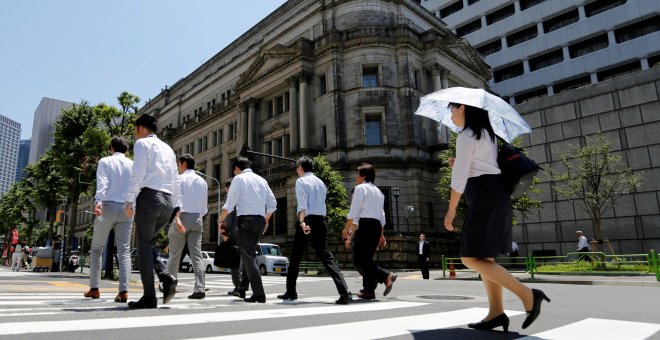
288, 77, 299, 153
441, 69, 450, 89
299, 73, 310, 150
429, 65, 443, 92
247, 99, 257, 150
238, 103, 248, 154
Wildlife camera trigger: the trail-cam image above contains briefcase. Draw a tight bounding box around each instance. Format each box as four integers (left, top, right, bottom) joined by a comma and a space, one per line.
214, 243, 240, 269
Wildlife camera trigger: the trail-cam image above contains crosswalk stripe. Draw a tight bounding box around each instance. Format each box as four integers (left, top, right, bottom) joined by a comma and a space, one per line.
0, 301, 425, 336
521, 318, 660, 340
191, 307, 526, 340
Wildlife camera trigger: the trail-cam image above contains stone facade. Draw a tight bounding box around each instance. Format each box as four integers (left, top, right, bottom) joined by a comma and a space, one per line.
514, 66, 660, 256
140, 0, 490, 251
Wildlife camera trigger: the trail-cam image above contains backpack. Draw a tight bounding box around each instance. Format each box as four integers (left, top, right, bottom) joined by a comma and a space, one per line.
496, 138, 542, 198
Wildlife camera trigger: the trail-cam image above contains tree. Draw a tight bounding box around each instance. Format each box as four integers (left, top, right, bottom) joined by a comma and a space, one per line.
95, 91, 140, 138
312, 154, 350, 235
23, 152, 67, 241
437, 132, 543, 229
550, 135, 642, 242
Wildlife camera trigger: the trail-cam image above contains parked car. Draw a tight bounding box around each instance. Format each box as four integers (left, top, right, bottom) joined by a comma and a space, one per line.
181, 251, 231, 274
256, 243, 289, 275
130, 248, 169, 271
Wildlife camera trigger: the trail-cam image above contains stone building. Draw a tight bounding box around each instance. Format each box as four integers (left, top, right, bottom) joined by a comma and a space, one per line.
139, 0, 490, 249
515, 66, 660, 256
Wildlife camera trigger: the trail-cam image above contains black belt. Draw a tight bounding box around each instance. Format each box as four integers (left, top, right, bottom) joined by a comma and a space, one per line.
140, 187, 171, 196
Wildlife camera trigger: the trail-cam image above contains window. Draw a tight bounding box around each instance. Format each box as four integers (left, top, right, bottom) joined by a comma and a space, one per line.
365, 116, 382, 146
185, 145, 190, 154
212, 132, 218, 147
494, 62, 524, 82
569, 33, 608, 58
413, 70, 421, 90
649, 54, 660, 68
614, 16, 660, 43
284, 92, 290, 112
218, 129, 223, 145
362, 67, 378, 88
476, 39, 502, 56
203, 136, 208, 152
197, 139, 203, 154
529, 49, 564, 71
320, 126, 327, 149
553, 74, 591, 93
597, 61, 641, 81
275, 96, 284, 115
439, 0, 463, 18
543, 9, 579, 33
506, 25, 538, 46
585, 0, 626, 17
467, 0, 481, 4
228, 123, 235, 140
213, 164, 221, 181
514, 88, 548, 103
486, 4, 515, 25
318, 75, 327, 95
520, 0, 546, 11
456, 18, 482, 37
267, 100, 274, 118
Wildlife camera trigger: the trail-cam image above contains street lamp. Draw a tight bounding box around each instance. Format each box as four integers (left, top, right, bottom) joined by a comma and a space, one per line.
392, 187, 400, 236
195, 171, 222, 246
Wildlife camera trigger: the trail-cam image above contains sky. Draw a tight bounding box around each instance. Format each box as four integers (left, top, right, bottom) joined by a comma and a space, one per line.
0, 0, 287, 139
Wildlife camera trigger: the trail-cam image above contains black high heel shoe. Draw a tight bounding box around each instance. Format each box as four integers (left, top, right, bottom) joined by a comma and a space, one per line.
468, 313, 510, 332
522, 288, 551, 329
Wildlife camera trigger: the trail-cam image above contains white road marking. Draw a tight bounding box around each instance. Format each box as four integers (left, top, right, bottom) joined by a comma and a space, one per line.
521, 318, 660, 340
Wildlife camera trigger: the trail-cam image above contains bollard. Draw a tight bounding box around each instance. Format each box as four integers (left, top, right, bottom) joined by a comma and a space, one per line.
449, 259, 456, 278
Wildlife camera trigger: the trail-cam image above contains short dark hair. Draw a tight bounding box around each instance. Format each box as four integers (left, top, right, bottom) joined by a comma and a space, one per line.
178, 154, 195, 170
134, 113, 157, 133
357, 163, 376, 183
110, 136, 128, 154
297, 156, 313, 172
225, 179, 232, 188
232, 156, 251, 171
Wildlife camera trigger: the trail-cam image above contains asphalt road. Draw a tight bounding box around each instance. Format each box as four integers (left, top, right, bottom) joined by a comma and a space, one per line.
0, 267, 658, 340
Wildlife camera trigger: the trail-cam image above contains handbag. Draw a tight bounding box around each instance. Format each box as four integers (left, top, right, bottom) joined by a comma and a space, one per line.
496, 137, 542, 198
214, 242, 240, 269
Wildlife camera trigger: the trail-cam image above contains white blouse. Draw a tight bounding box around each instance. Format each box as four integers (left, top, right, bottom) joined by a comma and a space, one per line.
450, 128, 501, 194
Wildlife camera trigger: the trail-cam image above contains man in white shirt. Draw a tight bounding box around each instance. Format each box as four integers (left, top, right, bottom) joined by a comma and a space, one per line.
218, 156, 276, 303
576, 231, 591, 252
166, 154, 208, 299
124, 114, 182, 309
84, 137, 133, 303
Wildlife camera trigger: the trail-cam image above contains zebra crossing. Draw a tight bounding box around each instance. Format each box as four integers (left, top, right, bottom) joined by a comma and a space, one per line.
1, 269, 659, 339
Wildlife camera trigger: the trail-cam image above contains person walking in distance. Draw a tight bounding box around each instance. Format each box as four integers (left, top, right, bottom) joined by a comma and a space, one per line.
218, 156, 276, 303
221, 179, 248, 297
417, 233, 430, 280
166, 154, 208, 300
124, 114, 182, 309
278, 156, 352, 304
342, 163, 396, 300
84, 137, 134, 303
444, 102, 549, 331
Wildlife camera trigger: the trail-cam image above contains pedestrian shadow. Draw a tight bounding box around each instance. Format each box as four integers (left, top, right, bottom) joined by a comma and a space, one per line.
411, 328, 529, 339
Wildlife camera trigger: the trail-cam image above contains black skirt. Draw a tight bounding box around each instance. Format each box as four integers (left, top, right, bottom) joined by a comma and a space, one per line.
459, 174, 513, 258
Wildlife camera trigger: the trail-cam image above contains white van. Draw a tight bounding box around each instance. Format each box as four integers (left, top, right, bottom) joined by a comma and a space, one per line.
256, 243, 289, 275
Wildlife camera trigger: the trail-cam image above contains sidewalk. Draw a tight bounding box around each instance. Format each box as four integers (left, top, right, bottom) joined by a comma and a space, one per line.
434, 270, 660, 287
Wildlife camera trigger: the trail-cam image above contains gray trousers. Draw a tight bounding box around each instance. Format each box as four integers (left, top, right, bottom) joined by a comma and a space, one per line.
135, 188, 172, 299
237, 215, 265, 296
89, 202, 133, 292
166, 212, 205, 293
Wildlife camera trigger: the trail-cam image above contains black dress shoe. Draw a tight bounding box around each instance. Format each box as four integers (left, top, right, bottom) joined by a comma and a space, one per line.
127, 297, 157, 309
244, 295, 266, 303
161, 274, 178, 304
277, 292, 298, 300
383, 272, 397, 297
468, 313, 510, 332
188, 292, 206, 299
335, 293, 352, 305
357, 292, 376, 300
522, 289, 551, 329
229, 290, 246, 298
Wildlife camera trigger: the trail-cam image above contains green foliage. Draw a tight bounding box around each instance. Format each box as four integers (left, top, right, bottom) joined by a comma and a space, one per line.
437, 131, 543, 227
312, 154, 349, 235
95, 91, 140, 139
549, 135, 643, 241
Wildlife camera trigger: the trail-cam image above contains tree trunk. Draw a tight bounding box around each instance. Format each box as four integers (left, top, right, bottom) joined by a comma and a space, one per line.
592, 210, 602, 241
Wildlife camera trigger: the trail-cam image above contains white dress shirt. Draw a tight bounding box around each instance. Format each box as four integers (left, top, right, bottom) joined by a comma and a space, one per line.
451, 128, 501, 194
222, 169, 277, 217
95, 152, 133, 203
179, 169, 208, 216
347, 182, 386, 227
126, 134, 182, 207
295, 172, 327, 217
578, 236, 590, 249
418, 241, 424, 255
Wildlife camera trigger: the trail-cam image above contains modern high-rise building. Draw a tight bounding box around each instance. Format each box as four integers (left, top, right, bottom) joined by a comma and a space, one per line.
28, 97, 73, 164
15, 140, 31, 183
0, 115, 21, 197
421, 0, 660, 104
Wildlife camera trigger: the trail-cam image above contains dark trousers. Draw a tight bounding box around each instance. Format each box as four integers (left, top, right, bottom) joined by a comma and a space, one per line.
352, 218, 389, 294
418, 255, 429, 279
578, 247, 592, 262
286, 215, 349, 296
134, 188, 172, 299
237, 215, 265, 296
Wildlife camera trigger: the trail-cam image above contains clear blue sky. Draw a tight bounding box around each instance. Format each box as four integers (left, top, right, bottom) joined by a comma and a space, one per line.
0, 0, 287, 139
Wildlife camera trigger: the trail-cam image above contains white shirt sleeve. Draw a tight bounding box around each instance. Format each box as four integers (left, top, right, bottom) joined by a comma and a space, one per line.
126, 140, 147, 203
222, 176, 241, 213
171, 155, 182, 209
265, 182, 277, 214
347, 186, 365, 224
451, 131, 477, 194
94, 159, 108, 203
295, 179, 308, 216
